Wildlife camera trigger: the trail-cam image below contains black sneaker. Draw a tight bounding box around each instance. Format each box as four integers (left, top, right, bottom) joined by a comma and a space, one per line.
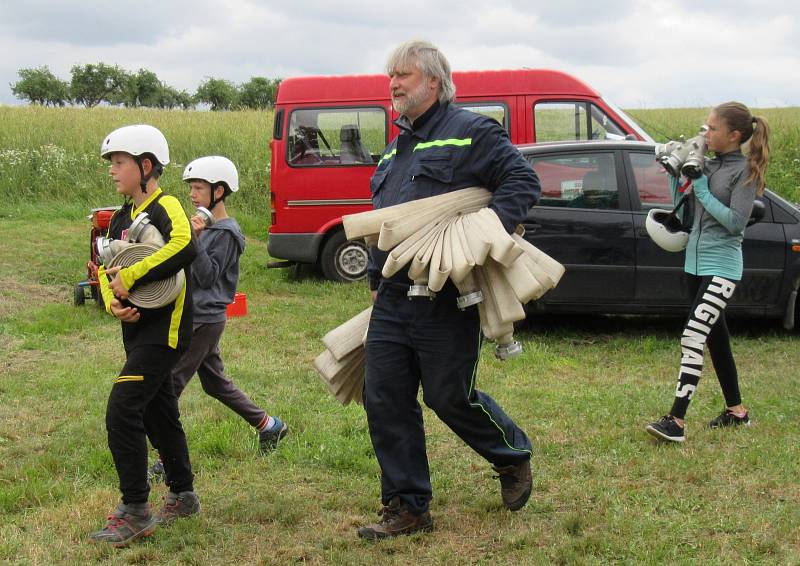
709, 409, 751, 429
259, 417, 288, 453
645, 415, 685, 443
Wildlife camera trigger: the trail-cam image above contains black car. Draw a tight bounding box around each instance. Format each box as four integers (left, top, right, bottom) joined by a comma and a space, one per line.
517, 141, 800, 328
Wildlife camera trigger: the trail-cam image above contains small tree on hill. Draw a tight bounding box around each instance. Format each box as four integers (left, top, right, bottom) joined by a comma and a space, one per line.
239, 77, 281, 110
11, 66, 69, 106
70, 63, 125, 107
116, 68, 162, 107
195, 78, 239, 111
157, 85, 195, 110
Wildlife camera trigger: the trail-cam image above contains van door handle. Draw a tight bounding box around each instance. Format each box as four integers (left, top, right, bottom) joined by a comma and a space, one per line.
526, 223, 541, 233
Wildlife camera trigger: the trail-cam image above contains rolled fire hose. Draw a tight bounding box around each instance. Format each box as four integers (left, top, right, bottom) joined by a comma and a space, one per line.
97, 213, 186, 309
313, 306, 372, 405
314, 188, 566, 405
107, 243, 186, 309
342, 186, 565, 359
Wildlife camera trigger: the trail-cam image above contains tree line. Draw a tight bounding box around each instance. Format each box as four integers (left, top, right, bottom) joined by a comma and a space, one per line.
10, 63, 281, 111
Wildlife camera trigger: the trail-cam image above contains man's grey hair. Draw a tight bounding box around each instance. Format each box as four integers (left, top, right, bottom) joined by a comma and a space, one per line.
385, 40, 456, 103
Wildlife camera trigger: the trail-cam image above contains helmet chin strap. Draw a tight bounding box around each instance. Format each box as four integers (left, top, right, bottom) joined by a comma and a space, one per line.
206, 184, 225, 211
135, 156, 158, 194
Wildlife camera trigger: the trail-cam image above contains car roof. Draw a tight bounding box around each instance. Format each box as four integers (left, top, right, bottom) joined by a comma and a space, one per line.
516, 140, 655, 153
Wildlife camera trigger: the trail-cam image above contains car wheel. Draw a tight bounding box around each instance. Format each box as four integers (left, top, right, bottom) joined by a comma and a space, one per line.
319, 230, 368, 282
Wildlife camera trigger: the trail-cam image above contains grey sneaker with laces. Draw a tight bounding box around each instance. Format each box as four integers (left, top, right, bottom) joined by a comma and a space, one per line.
88, 502, 156, 547
155, 491, 200, 524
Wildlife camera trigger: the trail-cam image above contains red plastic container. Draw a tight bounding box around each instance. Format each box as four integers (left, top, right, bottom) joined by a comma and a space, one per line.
226, 292, 247, 318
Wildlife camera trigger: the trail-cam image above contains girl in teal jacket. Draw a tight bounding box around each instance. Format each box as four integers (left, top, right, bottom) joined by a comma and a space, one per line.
646, 102, 770, 443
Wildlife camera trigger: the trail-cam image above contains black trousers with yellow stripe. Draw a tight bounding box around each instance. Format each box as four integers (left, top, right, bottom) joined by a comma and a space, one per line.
107, 344, 194, 504
364, 281, 532, 515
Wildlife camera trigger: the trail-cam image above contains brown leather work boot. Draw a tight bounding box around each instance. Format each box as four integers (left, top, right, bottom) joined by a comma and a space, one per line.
357, 497, 433, 540
493, 459, 532, 511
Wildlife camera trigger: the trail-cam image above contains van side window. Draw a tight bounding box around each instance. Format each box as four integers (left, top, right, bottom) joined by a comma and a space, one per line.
287, 107, 386, 167
454, 103, 508, 131
526, 152, 619, 210
628, 152, 672, 210
534, 102, 626, 142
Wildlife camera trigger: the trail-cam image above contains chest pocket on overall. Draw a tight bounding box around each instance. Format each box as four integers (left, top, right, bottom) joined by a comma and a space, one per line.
407, 154, 454, 199
370, 164, 391, 208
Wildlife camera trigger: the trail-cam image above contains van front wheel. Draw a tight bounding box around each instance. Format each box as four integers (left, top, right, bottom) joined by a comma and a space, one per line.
320, 230, 368, 282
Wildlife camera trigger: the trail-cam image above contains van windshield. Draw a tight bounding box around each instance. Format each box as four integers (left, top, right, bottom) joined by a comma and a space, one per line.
603, 99, 655, 142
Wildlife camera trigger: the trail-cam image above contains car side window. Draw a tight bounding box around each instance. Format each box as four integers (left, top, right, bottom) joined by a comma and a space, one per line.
629, 152, 672, 210
454, 103, 508, 131
527, 152, 619, 210
534, 102, 626, 142
287, 107, 387, 167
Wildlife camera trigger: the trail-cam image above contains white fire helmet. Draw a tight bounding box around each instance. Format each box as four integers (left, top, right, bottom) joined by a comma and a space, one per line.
645, 208, 690, 252
182, 156, 239, 193
100, 124, 170, 165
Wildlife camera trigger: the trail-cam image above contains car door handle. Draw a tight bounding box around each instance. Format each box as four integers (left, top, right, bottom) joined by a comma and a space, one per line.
525, 223, 541, 234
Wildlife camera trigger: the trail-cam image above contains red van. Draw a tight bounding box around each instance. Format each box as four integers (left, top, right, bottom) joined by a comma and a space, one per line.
267, 69, 652, 281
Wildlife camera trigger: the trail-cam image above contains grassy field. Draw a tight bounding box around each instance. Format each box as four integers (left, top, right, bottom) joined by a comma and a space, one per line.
1, 106, 799, 564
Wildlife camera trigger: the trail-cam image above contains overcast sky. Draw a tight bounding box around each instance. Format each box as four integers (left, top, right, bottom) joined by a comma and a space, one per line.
2, 0, 798, 109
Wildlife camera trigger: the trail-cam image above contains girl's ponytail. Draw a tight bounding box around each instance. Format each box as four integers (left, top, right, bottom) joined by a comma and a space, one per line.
747, 115, 770, 195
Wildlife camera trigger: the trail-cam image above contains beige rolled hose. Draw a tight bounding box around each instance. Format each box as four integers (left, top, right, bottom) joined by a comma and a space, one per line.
313, 306, 372, 405
382, 218, 444, 278
322, 306, 373, 361
107, 243, 186, 309
342, 186, 492, 240
316, 188, 566, 403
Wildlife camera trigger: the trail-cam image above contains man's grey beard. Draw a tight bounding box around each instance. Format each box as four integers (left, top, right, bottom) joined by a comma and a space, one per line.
392, 80, 430, 116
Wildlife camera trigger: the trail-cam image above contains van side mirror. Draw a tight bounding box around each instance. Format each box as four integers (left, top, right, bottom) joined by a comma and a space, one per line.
748, 199, 766, 227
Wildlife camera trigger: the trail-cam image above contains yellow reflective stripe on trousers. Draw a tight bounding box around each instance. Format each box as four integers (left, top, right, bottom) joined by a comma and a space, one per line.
168, 280, 187, 349
414, 138, 472, 151
467, 324, 532, 456
377, 149, 397, 166
115, 375, 144, 383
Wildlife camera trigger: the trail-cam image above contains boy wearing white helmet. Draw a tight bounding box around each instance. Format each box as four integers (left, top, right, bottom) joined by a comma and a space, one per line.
89, 124, 200, 547
148, 156, 287, 491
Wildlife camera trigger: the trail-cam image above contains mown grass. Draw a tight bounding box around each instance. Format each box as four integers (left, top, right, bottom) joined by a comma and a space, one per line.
1, 106, 799, 564
2, 214, 800, 564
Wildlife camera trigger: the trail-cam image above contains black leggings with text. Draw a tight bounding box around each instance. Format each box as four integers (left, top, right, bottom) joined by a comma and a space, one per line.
670, 274, 742, 419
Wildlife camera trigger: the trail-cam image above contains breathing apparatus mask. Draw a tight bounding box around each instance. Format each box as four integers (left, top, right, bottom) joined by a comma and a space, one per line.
654, 125, 708, 179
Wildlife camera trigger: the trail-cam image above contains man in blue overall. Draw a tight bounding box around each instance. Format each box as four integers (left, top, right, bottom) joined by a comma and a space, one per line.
358, 40, 541, 539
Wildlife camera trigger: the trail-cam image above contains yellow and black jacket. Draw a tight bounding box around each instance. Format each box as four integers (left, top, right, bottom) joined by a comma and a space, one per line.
98, 188, 197, 350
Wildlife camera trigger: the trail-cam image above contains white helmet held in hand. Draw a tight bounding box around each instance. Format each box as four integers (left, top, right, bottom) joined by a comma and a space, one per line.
182, 155, 239, 193
646, 208, 689, 252
100, 124, 170, 165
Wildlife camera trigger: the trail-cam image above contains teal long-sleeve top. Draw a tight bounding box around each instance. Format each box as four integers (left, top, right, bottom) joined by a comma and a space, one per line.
670, 150, 757, 281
